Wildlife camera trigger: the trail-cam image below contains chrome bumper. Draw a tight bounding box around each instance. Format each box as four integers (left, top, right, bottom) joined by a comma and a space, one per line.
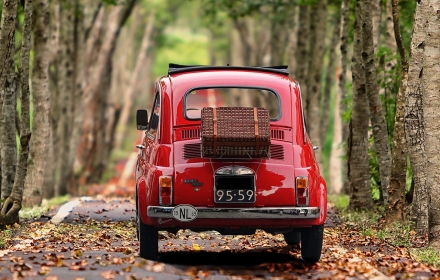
147, 206, 320, 219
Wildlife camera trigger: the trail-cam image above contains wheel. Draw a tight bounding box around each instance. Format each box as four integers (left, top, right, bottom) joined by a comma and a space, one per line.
283, 231, 301, 245
300, 224, 324, 263
138, 217, 159, 260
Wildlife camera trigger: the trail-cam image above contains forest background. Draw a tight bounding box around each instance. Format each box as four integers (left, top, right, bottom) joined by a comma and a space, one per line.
2, 0, 440, 257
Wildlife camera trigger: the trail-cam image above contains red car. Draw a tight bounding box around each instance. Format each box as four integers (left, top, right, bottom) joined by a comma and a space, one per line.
135, 64, 327, 262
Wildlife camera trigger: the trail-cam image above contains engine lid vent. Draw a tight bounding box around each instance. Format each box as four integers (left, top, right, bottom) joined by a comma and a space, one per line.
269, 144, 284, 160
183, 143, 202, 159
182, 128, 200, 140
271, 129, 285, 140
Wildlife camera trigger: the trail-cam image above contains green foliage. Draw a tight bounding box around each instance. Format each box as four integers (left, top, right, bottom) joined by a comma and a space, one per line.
0, 228, 13, 248
377, 221, 413, 247
376, 47, 401, 137
368, 138, 381, 201
153, 32, 209, 77
411, 247, 440, 268
366, 47, 402, 203
343, 209, 382, 236
328, 194, 349, 211
398, 0, 417, 54
101, 0, 118, 5
202, 0, 265, 19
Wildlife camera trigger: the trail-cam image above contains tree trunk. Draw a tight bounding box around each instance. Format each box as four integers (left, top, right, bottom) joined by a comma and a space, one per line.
423, 0, 440, 250
320, 12, 341, 148
75, 1, 136, 188
1, 0, 32, 226
0, 0, 19, 201
386, 0, 408, 224
232, 18, 253, 65
385, 0, 397, 65
66, 0, 87, 196
23, 0, 50, 208
48, 0, 60, 65
348, 1, 373, 211
361, 0, 391, 206
112, 9, 141, 150
43, 0, 60, 198
54, 1, 76, 196
338, 0, 350, 194
330, 63, 343, 194
295, 4, 309, 107
372, 0, 382, 52
269, 4, 293, 66
287, 5, 299, 77
115, 11, 155, 150
404, 0, 428, 235
306, 0, 328, 166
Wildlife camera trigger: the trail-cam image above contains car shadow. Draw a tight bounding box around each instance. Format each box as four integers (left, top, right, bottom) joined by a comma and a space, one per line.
158, 246, 305, 267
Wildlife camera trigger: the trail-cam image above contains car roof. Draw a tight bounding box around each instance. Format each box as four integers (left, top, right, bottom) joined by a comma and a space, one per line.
168, 63, 290, 76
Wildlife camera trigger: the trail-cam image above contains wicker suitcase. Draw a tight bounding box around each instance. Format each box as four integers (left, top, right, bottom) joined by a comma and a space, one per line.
201, 107, 271, 158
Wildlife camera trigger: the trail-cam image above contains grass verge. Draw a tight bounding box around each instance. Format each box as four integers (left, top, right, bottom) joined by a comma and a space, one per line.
330, 193, 439, 268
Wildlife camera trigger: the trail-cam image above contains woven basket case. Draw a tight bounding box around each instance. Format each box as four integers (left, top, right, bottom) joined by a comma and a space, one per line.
201, 107, 271, 157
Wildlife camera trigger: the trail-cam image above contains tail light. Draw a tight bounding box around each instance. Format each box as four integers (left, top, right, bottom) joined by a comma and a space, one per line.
296, 177, 309, 206
159, 176, 173, 206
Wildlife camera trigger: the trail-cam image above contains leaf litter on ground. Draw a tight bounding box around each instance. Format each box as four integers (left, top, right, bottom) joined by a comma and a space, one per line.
0, 207, 439, 279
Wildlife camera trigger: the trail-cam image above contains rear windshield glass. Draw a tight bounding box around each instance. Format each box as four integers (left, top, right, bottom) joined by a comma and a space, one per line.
184, 87, 280, 120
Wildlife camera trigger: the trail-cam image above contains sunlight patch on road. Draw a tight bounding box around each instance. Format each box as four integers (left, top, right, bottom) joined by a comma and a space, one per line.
50, 197, 92, 224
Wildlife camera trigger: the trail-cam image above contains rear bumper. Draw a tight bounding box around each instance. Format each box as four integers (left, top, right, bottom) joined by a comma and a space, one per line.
147, 206, 320, 219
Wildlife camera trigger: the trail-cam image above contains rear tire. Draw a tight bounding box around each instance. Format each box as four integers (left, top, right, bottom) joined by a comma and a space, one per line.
300, 224, 324, 263
283, 231, 301, 245
138, 218, 159, 260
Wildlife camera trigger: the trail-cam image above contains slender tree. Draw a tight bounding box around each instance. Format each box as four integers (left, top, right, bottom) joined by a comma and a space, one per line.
337, 0, 350, 194
372, 0, 382, 52
66, 0, 87, 195
0, 0, 32, 226
54, 0, 76, 196
115, 11, 155, 149
23, 0, 50, 207
295, 4, 309, 107
349, 1, 373, 210
386, 0, 408, 223
423, 0, 440, 249
361, 0, 391, 206
321, 10, 341, 148
43, 0, 61, 199
0, 0, 19, 201
306, 0, 328, 166
404, 0, 428, 235
75, 0, 137, 188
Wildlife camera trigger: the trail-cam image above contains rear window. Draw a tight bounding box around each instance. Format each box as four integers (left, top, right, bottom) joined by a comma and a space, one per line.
184, 87, 280, 120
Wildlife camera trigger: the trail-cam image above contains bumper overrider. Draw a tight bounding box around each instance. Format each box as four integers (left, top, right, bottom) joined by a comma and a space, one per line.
148, 206, 320, 219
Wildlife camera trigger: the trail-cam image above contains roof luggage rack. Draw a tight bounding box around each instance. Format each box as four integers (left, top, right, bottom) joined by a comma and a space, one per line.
168, 63, 289, 76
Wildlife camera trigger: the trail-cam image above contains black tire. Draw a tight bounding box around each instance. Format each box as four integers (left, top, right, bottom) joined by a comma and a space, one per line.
300, 224, 324, 263
283, 231, 301, 245
138, 218, 159, 260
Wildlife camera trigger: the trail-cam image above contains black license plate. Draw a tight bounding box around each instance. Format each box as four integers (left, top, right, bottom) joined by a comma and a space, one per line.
214, 189, 255, 203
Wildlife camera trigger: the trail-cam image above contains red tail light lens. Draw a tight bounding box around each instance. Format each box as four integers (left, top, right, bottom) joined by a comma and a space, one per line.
159, 176, 173, 206
296, 177, 309, 206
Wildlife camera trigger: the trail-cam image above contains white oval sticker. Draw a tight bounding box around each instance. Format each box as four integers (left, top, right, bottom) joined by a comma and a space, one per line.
172, 205, 198, 222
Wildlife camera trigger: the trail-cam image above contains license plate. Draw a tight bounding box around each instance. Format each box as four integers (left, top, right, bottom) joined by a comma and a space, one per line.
214, 189, 255, 203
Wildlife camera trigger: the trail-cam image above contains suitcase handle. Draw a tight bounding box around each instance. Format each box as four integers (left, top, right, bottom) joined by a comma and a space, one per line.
254, 108, 260, 154
213, 108, 218, 154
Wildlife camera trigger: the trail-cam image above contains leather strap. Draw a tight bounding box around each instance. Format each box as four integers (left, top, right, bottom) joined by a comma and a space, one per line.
254, 108, 260, 154
213, 108, 218, 154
